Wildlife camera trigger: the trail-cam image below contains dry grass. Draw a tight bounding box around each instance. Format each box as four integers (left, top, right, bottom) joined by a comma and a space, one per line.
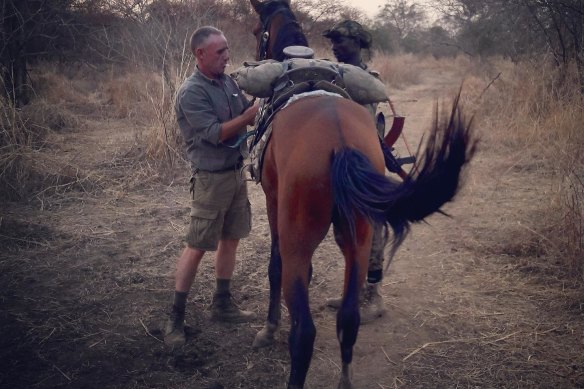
0, 97, 91, 201
0, 58, 191, 202
100, 59, 192, 170
467, 57, 584, 278
370, 53, 423, 88
103, 70, 162, 121
395, 262, 584, 388
31, 64, 93, 106
370, 53, 473, 89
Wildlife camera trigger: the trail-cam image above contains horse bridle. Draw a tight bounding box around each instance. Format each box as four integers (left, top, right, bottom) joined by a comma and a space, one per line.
258, 30, 270, 61
256, 2, 301, 60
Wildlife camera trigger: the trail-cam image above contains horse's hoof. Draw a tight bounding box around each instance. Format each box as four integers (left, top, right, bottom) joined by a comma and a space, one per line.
337, 377, 354, 389
252, 324, 277, 349
252, 332, 274, 349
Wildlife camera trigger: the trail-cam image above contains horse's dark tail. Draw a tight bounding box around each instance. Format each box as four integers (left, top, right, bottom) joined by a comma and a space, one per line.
331, 147, 401, 240
331, 92, 477, 263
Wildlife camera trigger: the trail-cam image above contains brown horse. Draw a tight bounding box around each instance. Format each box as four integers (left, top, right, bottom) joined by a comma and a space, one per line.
249, 1, 476, 388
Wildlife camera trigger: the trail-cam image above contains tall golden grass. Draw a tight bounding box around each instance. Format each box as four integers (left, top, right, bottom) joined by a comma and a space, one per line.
370, 52, 472, 89
0, 94, 83, 201
364, 53, 583, 277
473, 57, 584, 277
370, 53, 423, 88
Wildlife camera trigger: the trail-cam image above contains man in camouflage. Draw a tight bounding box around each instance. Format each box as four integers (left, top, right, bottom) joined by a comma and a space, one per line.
323, 20, 371, 68
323, 20, 388, 323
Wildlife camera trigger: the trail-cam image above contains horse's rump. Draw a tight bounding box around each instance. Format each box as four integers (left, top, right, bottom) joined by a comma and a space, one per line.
263, 95, 383, 196
261, 95, 384, 268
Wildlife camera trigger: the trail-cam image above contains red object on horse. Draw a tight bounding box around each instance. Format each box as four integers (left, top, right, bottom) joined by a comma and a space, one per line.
383, 95, 405, 148
249, 1, 476, 388
382, 95, 411, 180
382, 113, 409, 179
384, 115, 405, 147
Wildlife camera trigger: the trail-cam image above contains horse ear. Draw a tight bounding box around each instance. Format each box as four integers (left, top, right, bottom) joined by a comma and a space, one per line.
250, 0, 262, 13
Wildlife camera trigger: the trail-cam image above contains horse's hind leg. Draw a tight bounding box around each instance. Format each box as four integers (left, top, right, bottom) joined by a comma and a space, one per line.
334, 220, 371, 389
283, 270, 315, 389
336, 262, 361, 389
280, 230, 321, 388
253, 235, 282, 348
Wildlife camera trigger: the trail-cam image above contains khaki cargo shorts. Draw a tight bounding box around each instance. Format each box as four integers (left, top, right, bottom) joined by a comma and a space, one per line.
186, 169, 251, 251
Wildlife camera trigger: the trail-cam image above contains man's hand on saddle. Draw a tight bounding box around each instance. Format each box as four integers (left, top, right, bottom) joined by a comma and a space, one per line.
243, 103, 260, 126
221, 103, 261, 149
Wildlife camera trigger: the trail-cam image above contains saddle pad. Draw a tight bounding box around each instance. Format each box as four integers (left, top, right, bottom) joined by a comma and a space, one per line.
250, 91, 344, 183
249, 123, 273, 183
283, 90, 344, 109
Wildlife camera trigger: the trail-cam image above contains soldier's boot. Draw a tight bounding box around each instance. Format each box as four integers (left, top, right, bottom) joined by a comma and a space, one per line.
163, 305, 186, 347
325, 295, 343, 309
325, 283, 385, 324
359, 282, 386, 324
210, 292, 257, 323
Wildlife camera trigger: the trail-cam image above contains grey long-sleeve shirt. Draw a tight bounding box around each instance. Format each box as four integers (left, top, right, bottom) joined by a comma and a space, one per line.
175, 68, 250, 172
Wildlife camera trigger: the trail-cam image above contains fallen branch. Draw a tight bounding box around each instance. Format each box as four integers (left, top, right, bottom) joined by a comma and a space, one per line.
477, 72, 502, 101
139, 318, 163, 343
381, 346, 397, 365
52, 364, 71, 382
403, 331, 522, 361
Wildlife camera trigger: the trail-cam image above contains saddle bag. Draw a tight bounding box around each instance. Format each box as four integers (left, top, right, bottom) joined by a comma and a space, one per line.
231, 58, 388, 105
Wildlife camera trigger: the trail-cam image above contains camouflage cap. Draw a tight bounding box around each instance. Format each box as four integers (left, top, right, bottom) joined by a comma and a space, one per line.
322, 20, 372, 49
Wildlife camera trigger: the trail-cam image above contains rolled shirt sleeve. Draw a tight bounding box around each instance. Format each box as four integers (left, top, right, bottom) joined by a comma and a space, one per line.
177, 87, 222, 146
176, 69, 249, 172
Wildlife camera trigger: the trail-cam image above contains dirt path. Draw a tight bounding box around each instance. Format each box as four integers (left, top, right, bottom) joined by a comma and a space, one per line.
1, 67, 583, 389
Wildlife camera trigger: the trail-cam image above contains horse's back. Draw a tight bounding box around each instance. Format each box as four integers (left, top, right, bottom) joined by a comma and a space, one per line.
269, 96, 384, 176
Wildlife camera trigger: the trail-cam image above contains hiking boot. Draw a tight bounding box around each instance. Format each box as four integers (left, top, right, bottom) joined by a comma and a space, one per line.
210, 293, 256, 323
360, 283, 386, 324
325, 295, 343, 309
163, 306, 186, 347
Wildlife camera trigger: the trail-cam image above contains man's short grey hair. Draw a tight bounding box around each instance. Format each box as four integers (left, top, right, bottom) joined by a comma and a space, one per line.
191, 26, 224, 52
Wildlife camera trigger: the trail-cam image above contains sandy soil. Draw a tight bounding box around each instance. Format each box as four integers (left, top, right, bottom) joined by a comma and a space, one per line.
1, 66, 583, 389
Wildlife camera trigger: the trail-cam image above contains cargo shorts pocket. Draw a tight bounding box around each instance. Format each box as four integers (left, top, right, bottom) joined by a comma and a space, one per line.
223, 200, 252, 240
187, 207, 221, 251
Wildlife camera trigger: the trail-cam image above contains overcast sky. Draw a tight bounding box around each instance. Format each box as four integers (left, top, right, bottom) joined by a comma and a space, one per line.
349, 0, 386, 18
346, 0, 438, 20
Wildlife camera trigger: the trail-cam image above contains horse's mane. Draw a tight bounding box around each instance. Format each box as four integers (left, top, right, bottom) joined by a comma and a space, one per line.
260, 0, 308, 61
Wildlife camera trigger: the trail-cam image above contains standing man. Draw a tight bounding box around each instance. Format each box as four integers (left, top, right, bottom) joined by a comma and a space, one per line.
164, 26, 260, 347
323, 19, 378, 125
323, 20, 388, 323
